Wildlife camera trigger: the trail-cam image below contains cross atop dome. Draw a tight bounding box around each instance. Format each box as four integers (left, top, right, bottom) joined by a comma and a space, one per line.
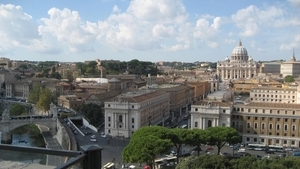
238, 39, 242, 46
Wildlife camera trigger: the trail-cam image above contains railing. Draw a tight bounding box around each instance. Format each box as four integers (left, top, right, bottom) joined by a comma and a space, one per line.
0, 144, 103, 169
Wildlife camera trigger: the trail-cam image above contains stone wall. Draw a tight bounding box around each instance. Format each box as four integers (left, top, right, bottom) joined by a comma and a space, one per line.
56, 120, 70, 150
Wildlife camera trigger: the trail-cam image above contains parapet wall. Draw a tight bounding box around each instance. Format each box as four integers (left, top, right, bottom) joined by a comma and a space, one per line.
56, 119, 71, 150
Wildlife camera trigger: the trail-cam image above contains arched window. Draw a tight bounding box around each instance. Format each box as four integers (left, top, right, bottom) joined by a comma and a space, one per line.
119, 115, 123, 123
208, 120, 212, 127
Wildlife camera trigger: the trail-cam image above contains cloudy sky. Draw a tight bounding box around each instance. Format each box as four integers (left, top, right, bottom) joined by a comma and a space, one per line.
0, 0, 299, 63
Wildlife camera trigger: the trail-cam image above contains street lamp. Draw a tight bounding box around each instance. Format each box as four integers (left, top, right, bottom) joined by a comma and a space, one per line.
162, 109, 165, 127
148, 116, 152, 126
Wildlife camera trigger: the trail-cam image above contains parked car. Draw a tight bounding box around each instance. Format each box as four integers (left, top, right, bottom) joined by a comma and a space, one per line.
192, 147, 201, 151
206, 146, 213, 151
279, 153, 287, 158
293, 152, 300, 156
180, 152, 191, 157
266, 150, 275, 154
90, 139, 97, 142
91, 135, 96, 139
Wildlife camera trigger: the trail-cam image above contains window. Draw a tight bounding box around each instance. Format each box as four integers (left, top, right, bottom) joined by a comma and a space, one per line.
269, 124, 273, 129
247, 137, 250, 141
284, 140, 287, 144
285, 118, 288, 122
255, 117, 258, 120
292, 141, 295, 145
277, 118, 280, 121
108, 104, 110, 107
292, 125, 296, 131
195, 122, 198, 128
232, 122, 235, 127
269, 118, 273, 121
108, 130, 110, 133
270, 110, 272, 113
247, 116, 250, 120
261, 138, 264, 142
132, 118, 134, 123
132, 105, 134, 108
254, 138, 257, 142
284, 125, 288, 131
262, 123, 265, 129
277, 110, 280, 114
293, 119, 296, 122
132, 125, 134, 128
293, 111, 295, 115
247, 123, 250, 129
195, 108, 198, 111
255, 109, 258, 113
276, 124, 280, 130
108, 123, 111, 127
262, 117, 265, 120
108, 117, 111, 122
119, 115, 123, 123
248, 109, 250, 112
254, 123, 258, 129
276, 140, 279, 144
285, 111, 287, 114
263, 110, 265, 113
223, 110, 226, 113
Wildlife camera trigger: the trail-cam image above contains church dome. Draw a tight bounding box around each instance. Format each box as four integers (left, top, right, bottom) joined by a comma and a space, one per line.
225, 56, 230, 61
231, 40, 248, 61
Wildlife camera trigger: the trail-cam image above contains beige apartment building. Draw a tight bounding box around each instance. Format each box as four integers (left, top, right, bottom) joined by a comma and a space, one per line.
250, 87, 298, 104
104, 90, 170, 138
232, 102, 300, 147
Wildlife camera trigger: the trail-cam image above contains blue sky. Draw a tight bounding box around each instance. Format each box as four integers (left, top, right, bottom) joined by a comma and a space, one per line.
0, 0, 299, 63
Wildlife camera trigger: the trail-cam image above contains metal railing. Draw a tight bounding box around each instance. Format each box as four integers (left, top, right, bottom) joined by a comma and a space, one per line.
0, 144, 103, 169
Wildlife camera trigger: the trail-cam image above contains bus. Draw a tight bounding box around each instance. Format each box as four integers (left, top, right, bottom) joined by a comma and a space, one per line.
155, 156, 177, 169
247, 144, 266, 151
268, 145, 284, 152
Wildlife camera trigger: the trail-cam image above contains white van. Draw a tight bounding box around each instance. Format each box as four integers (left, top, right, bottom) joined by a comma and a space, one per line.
238, 148, 246, 153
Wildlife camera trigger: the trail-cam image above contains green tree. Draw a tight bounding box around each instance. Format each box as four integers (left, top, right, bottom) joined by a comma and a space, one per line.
176, 155, 231, 169
284, 75, 294, 83
36, 88, 52, 113
186, 129, 209, 156
28, 84, 42, 104
81, 103, 104, 126
9, 103, 27, 116
169, 128, 191, 163
206, 126, 241, 155
123, 131, 173, 169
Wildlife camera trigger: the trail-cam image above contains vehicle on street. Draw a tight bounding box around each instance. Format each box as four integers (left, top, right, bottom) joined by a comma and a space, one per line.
248, 144, 266, 151
90, 138, 97, 142
180, 124, 188, 129
279, 153, 287, 158
91, 135, 96, 139
192, 147, 201, 151
85, 131, 92, 135
101, 134, 107, 138
237, 148, 245, 153
206, 146, 213, 151
293, 152, 300, 156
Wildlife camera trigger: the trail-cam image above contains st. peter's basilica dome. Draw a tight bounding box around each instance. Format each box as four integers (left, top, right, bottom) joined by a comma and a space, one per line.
231, 40, 249, 61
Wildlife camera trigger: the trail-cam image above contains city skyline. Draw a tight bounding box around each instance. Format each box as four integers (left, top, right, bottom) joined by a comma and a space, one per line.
0, 0, 299, 63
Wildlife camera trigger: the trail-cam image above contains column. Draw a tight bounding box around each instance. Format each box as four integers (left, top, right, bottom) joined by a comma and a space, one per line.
233, 70, 235, 79
226, 70, 228, 79
248, 70, 251, 78
214, 118, 216, 126
216, 118, 219, 126
199, 117, 202, 129
230, 70, 233, 79
203, 118, 206, 129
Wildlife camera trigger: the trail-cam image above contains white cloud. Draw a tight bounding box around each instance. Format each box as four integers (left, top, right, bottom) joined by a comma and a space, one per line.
232, 5, 284, 37
289, 0, 300, 7
280, 34, 300, 51
0, 4, 41, 55
193, 17, 221, 48
127, 0, 188, 24
112, 5, 121, 13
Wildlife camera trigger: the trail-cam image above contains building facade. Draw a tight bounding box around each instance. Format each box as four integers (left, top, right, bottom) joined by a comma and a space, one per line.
281, 54, 300, 78
217, 40, 258, 80
190, 100, 232, 130
104, 90, 170, 138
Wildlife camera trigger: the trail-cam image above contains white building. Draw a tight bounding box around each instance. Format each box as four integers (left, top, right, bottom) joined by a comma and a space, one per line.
281, 54, 300, 78
190, 90, 233, 130
217, 40, 258, 80
104, 90, 170, 138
